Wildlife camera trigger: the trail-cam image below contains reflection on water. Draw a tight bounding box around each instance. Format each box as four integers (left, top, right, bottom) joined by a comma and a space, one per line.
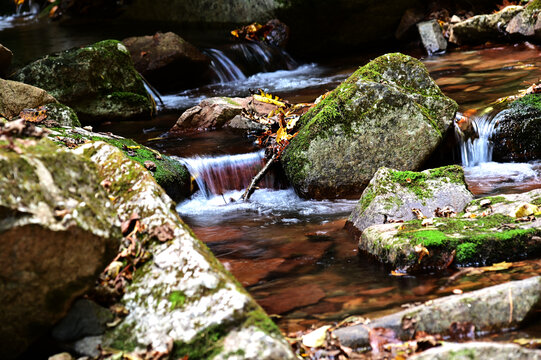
465, 161, 541, 196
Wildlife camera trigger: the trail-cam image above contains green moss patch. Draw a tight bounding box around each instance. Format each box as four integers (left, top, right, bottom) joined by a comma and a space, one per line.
397, 214, 540, 264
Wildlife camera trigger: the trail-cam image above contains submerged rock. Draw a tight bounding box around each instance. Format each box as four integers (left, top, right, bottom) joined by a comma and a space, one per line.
75, 142, 295, 359
334, 276, 541, 348
12, 40, 154, 123
346, 166, 473, 234
448, 6, 523, 45
281, 53, 457, 199
411, 342, 541, 360
492, 94, 541, 162
359, 189, 541, 271
0, 78, 57, 119
0, 138, 121, 359
122, 32, 211, 92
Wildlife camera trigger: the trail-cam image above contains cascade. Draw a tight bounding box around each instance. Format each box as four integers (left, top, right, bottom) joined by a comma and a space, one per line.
455, 110, 499, 167
205, 42, 298, 84
178, 151, 278, 197
205, 49, 247, 83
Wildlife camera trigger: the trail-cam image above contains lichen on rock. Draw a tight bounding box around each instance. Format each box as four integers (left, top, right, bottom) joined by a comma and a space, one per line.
281, 53, 457, 199
0, 138, 121, 359
74, 142, 294, 359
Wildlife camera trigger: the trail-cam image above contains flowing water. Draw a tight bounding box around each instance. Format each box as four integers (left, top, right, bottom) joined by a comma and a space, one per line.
2, 16, 541, 336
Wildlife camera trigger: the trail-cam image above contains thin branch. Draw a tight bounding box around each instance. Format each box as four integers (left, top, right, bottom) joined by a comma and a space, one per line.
241, 153, 278, 201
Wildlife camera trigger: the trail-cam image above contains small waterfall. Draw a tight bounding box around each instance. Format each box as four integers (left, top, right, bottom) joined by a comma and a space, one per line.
205, 49, 247, 83
178, 151, 277, 197
455, 110, 499, 167
229, 42, 298, 74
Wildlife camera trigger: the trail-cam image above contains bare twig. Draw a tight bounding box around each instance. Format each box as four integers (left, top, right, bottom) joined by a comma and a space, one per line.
241, 153, 278, 201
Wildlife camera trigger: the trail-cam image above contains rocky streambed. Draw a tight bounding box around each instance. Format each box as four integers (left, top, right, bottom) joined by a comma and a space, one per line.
1, 3, 541, 359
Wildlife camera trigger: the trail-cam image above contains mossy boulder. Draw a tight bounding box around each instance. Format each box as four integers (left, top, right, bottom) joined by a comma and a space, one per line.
334, 276, 541, 349
492, 94, 541, 162
347, 166, 473, 234
449, 6, 523, 45
281, 53, 457, 199
0, 78, 57, 119
358, 189, 541, 272
49, 126, 192, 203
75, 142, 295, 359
12, 40, 154, 123
0, 138, 121, 359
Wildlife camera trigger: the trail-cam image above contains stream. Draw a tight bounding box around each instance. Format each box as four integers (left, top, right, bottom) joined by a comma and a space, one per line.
2, 14, 541, 337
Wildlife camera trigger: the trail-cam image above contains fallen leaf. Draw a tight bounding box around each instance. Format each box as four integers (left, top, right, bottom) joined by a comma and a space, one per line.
150, 224, 175, 242
301, 325, 331, 348
121, 212, 141, 236
369, 327, 400, 354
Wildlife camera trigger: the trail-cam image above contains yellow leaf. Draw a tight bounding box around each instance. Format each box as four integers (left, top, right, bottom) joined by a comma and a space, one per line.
480, 261, 513, 272
512, 203, 539, 218
301, 325, 331, 348
127, 145, 141, 149
253, 92, 286, 108
276, 126, 292, 145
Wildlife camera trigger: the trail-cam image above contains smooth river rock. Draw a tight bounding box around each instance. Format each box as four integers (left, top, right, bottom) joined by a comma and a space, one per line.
0, 78, 57, 119
281, 53, 457, 199
122, 32, 211, 92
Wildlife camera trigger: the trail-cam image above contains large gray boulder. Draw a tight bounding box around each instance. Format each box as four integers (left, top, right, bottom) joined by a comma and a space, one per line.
74, 142, 295, 359
0, 78, 57, 119
334, 276, 541, 349
492, 94, 541, 162
122, 32, 211, 92
12, 40, 154, 123
0, 137, 121, 359
347, 166, 473, 234
359, 189, 541, 272
449, 5, 523, 45
281, 53, 457, 199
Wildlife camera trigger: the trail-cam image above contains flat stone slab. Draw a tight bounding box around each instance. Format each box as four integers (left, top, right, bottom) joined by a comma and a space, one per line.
411, 342, 541, 360
359, 189, 541, 271
333, 276, 541, 349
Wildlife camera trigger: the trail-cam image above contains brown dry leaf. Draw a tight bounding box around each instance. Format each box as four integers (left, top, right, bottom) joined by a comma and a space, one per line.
121, 212, 141, 236
150, 223, 175, 242
369, 327, 400, 354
